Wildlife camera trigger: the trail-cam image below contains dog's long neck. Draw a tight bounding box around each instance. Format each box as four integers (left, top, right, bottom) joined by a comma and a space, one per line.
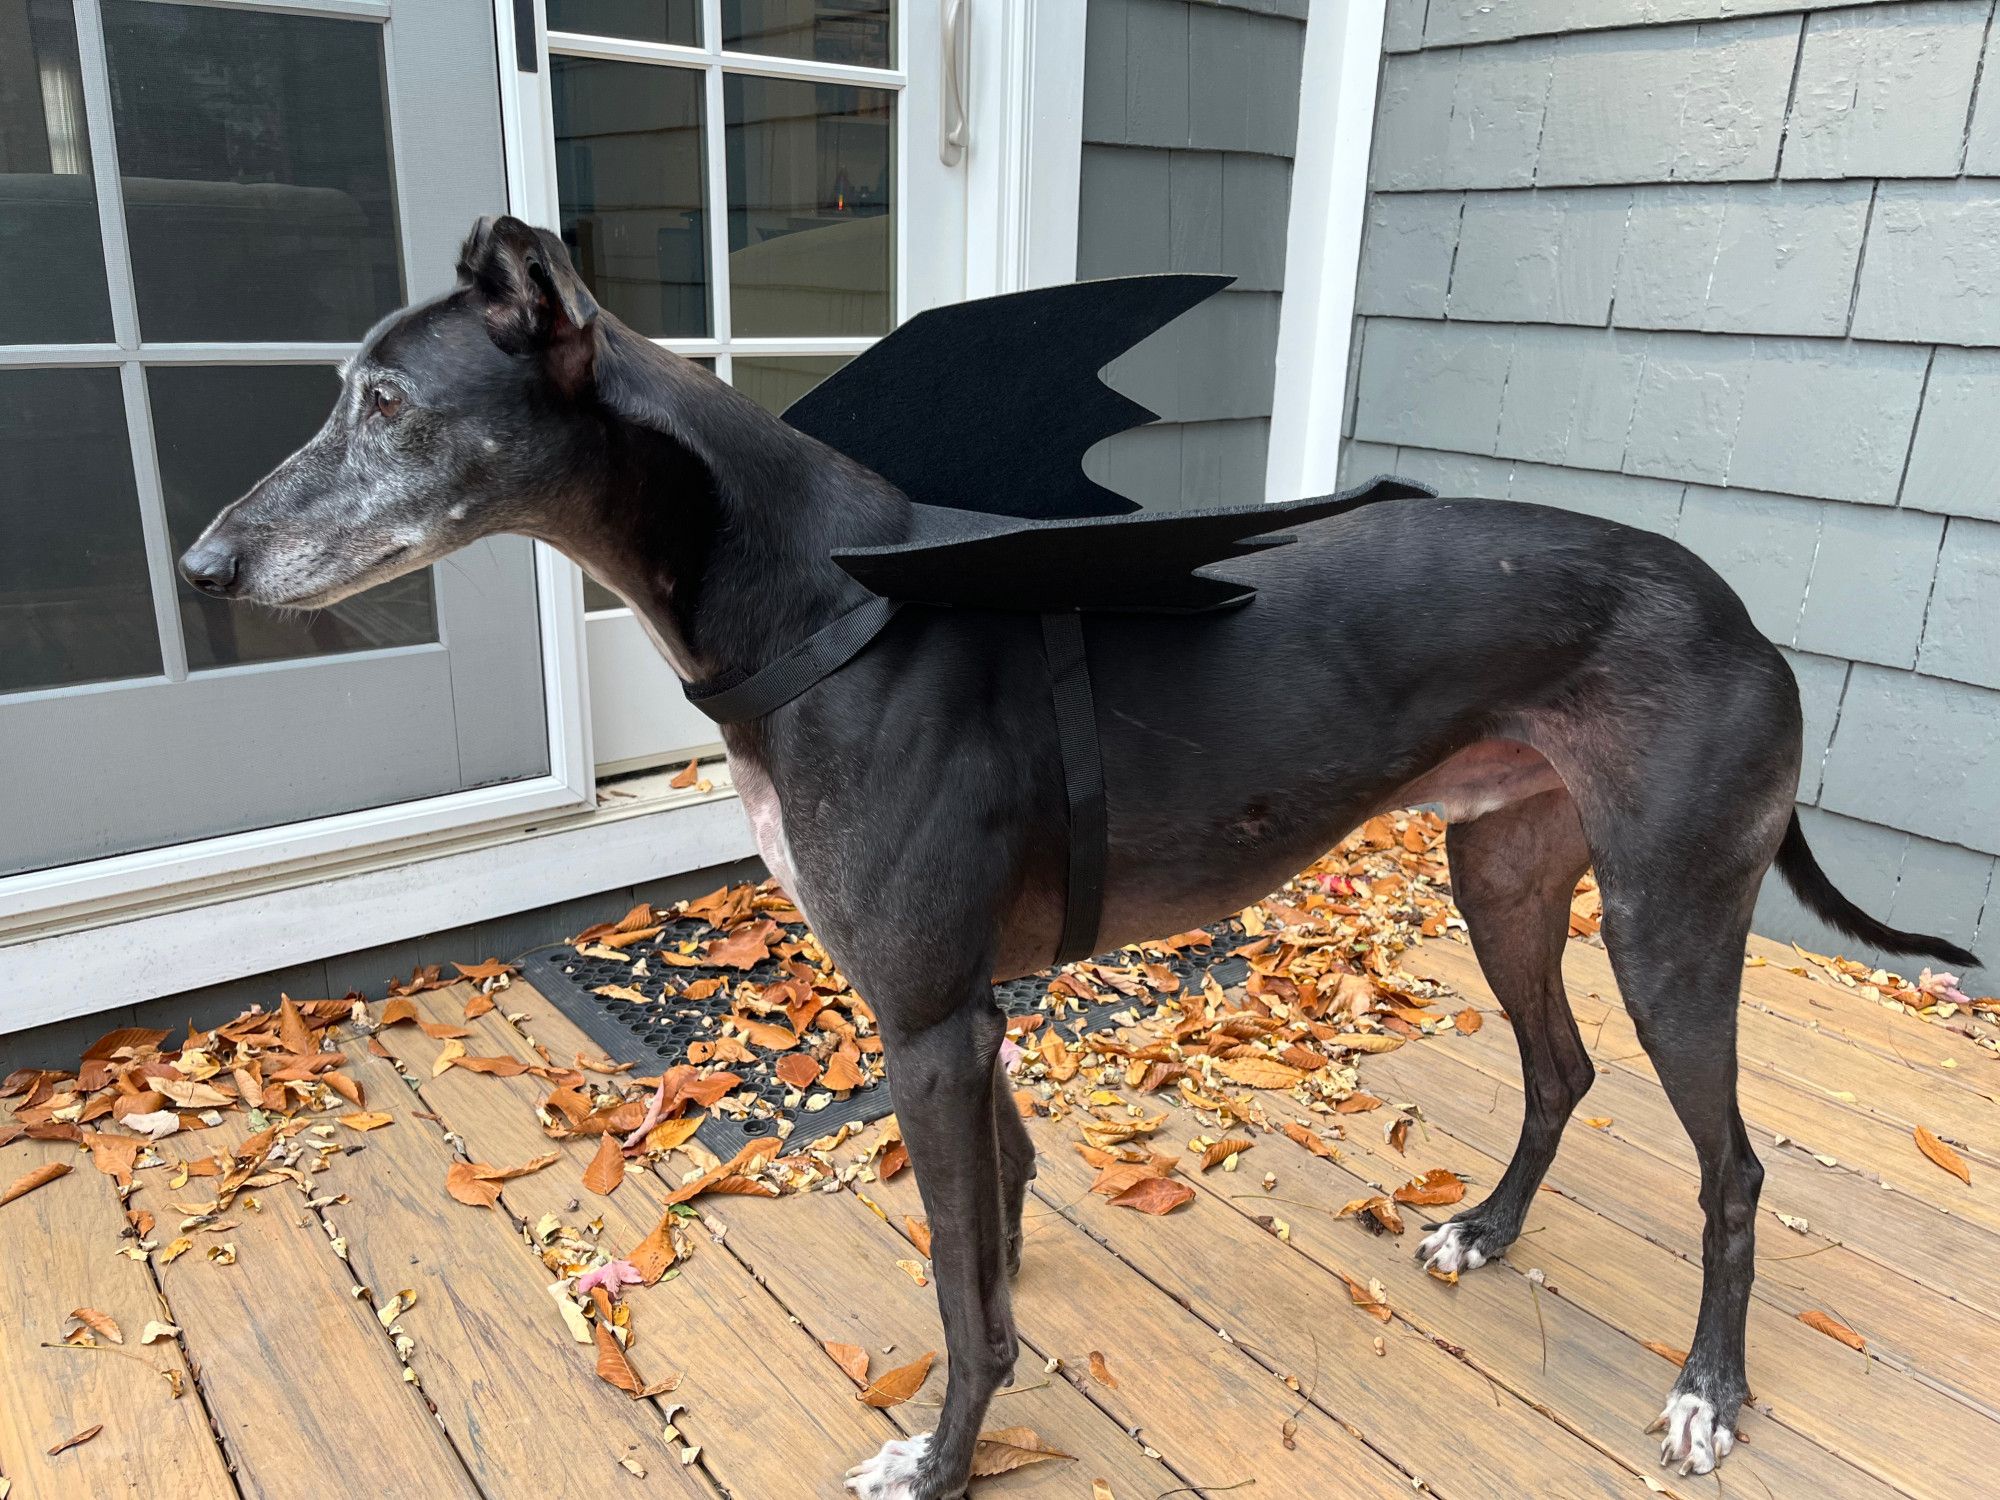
555, 331, 909, 685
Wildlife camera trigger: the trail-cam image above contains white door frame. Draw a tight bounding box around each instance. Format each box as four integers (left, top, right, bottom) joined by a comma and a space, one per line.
1267, 0, 1386, 503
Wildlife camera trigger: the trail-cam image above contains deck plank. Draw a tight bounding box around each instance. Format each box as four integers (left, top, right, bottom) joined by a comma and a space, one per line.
311, 1037, 716, 1499
0, 1135, 236, 1499
372, 983, 906, 1500
130, 1112, 481, 1500
1347, 1039, 2000, 1493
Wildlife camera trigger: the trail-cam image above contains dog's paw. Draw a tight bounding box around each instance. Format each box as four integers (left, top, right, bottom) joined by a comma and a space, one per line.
1648, 1391, 1736, 1476
844, 1433, 934, 1499
1417, 1219, 1492, 1275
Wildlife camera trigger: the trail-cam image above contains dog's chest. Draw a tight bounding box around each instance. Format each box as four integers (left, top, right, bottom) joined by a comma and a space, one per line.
728, 750, 812, 921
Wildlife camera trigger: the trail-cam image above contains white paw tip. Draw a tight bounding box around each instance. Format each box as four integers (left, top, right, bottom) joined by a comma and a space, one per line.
1653, 1392, 1735, 1476
1418, 1221, 1487, 1275
844, 1432, 933, 1499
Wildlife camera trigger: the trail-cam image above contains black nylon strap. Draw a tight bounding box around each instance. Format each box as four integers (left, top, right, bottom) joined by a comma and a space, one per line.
1042, 611, 1106, 966
684, 596, 902, 725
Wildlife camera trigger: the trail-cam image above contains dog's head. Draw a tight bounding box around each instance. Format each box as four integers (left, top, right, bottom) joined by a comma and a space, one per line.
178, 217, 616, 608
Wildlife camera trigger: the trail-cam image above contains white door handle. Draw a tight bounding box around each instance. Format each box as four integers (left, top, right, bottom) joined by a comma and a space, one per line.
940, 0, 970, 166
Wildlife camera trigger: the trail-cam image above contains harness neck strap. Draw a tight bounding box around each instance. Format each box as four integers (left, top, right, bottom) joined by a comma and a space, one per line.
682, 595, 902, 725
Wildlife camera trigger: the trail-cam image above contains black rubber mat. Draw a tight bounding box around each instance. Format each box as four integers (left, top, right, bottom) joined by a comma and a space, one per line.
518, 918, 1254, 1153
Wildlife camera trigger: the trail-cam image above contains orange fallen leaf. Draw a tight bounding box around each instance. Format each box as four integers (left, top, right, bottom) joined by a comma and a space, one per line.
339, 1112, 393, 1132
970, 1427, 1075, 1477
1915, 1126, 1971, 1185
904, 1215, 933, 1259
1581, 1116, 1613, 1130
1392, 1168, 1465, 1208
1282, 1121, 1340, 1161
1453, 1008, 1482, 1035
1108, 1176, 1195, 1215
445, 1153, 559, 1208
1200, 1137, 1253, 1171
583, 1133, 625, 1196
1087, 1350, 1118, 1389
1216, 1057, 1307, 1090
380, 998, 419, 1026
463, 992, 497, 1020
66, 1308, 122, 1345
826, 1341, 871, 1386
669, 758, 700, 789
1, 1160, 70, 1207
1337, 1194, 1405, 1235
594, 1321, 678, 1398
48, 1422, 102, 1456
1798, 1309, 1865, 1352
1642, 1340, 1688, 1368
1341, 1272, 1393, 1323
1333, 1033, 1406, 1055
775, 1053, 821, 1090
858, 1351, 935, 1408
627, 1213, 681, 1285
1335, 1093, 1383, 1114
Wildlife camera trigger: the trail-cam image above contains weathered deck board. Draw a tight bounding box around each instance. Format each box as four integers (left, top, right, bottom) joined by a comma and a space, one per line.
371, 983, 905, 1500
310, 1039, 718, 1499
130, 1112, 481, 1500
493, 978, 1218, 1498
0, 1136, 236, 1499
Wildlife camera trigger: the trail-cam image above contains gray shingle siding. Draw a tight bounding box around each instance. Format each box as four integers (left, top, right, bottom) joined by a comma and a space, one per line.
1079, 0, 1306, 510
1351, 0, 2000, 987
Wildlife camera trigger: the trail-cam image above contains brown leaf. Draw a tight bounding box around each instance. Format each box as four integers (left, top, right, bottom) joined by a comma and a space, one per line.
452, 1054, 531, 1077
877, 1141, 910, 1181
1642, 1340, 1688, 1368
339, 1112, 394, 1132
1108, 1175, 1195, 1215
1335, 1092, 1383, 1114
1798, 1309, 1866, 1352
380, 998, 419, 1026
1333, 1032, 1406, 1055
1340, 1272, 1393, 1323
970, 1427, 1075, 1478
1915, 1126, 1972, 1185
419, 1019, 472, 1041
594, 1321, 678, 1398
277, 995, 313, 1056
1453, 1008, 1482, 1035
1216, 1057, 1307, 1090
825, 1341, 870, 1386
1200, 1137, 1253, 1171
81, 1132, 143, 1186
582, 1133, 625, 1196
1337, 1194, 1405, 1235
1392, 1168, 1465, 1208
445, 1161, 504, 1208
464, 992, 497, 1020
1087, 1350, 1118, 1389
669, 758, 700, 789
823, 1051, 866, 1092
905, 1215, 933, 1259
857, 1351, 935, 1408
1282, 1121, 1341, 1161
67, 1307, 122, 1345
774, 1054, 821, 1090
627, 1213, 681, 1285
1, 1160, 70, 1207
48, 1423, 103, 1456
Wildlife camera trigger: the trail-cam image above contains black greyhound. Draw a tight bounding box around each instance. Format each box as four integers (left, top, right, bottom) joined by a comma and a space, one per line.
181, 219, 1977, 1498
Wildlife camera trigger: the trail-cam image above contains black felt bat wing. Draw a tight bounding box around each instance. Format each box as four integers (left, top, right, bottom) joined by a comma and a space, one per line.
784, 275, 1433, 613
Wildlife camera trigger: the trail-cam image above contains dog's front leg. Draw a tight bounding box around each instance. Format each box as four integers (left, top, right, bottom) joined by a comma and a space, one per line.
846, 993, 1015, 1500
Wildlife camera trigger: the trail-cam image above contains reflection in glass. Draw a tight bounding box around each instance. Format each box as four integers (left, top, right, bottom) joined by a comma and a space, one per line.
732, 352, 851, 415
553, 56, 710, 339
725, 76, 892, 337
101, 1, 402, 343
149, 365, 437, 670
0, 0, 114, 343
0, 369, 162, 693
723, 0, 891, 68
548, 0, 700, 45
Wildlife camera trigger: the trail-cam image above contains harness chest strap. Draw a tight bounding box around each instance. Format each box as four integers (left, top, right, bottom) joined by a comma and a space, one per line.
682, 600, 1106, 968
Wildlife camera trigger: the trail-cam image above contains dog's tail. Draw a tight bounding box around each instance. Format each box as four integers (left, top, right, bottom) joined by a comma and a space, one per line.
1774, 812, 1981, 968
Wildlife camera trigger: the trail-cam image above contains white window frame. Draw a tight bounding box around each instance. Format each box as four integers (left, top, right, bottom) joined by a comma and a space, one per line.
1267, 0, 1386, 503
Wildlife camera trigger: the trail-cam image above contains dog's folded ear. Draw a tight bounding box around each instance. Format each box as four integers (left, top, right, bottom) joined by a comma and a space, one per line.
457, 215, 600, 392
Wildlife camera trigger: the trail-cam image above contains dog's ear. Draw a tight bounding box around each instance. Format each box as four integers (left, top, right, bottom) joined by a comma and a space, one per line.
457, 215, 600, 393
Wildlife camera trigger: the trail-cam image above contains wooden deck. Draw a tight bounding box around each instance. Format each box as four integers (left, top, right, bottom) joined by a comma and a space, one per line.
2, 929, 1994, 1500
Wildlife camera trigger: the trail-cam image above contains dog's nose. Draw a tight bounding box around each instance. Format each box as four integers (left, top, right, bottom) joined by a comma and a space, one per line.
179, 541, 241, 597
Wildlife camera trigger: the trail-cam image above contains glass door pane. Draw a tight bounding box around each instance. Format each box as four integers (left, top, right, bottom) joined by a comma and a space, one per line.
548, 0, 700, 46
722, 1, 892, 67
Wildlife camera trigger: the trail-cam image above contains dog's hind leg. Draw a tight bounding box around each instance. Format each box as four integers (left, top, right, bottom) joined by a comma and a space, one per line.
1418, 786, 1593, 1275
1596, 861, 1771, 1477
846, 991, 1016, 1500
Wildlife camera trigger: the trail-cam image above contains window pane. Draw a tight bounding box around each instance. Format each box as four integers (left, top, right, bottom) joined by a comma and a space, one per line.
102, 2, 402, 343
723, 0, 891, 68
725, 77, 892, 337
553, 56, 710, 339
0, 368, 161, 693
732, 352, 852, 414
149, 365, 437, 670
0, 0, 113, 343
548, 0, 699, 45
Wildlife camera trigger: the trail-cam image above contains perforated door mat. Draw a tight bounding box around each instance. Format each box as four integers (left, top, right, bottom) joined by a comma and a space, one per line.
518, 920, 1255, 1153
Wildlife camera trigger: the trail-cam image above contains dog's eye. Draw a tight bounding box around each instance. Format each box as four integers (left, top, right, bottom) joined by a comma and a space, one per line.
371, 385, 404, 420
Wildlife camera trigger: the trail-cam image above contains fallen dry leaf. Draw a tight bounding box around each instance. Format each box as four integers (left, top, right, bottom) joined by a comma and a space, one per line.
1915, 1126, 1972, 1185
857, 1351, 935, 1408
1454, 1007, 1482, 1034
825, 1341, 870, 1386
1282, 1121, 1340, 1161
627, 1213, 681, 1285
1337, 1194, 1405, 1235
66, 1308, 121, 1345
1641, 1340, 1688, 1368
1, 1160, 70, 1207
1341, 1272, 1393, 1323
1200, 1137, 1253, 1171
669, 758, 700, 789
1216, 1057, 1307, 1090
904, 1215, 933, 1259
139, 1321, 180, 1346
339, 1112, 393, 1132
1087, 1350, 1118, 1389
1798, 1309, 1865, 1352
594, 1321, 678, 1398
445, 1153, 559, 1208
47, 1423, 102, 1456
582, 1133, 625, 1196
970, 1427, 1075, 1478
1108, 1175, 1195, 1215
1392, 1168, 1465, 1208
